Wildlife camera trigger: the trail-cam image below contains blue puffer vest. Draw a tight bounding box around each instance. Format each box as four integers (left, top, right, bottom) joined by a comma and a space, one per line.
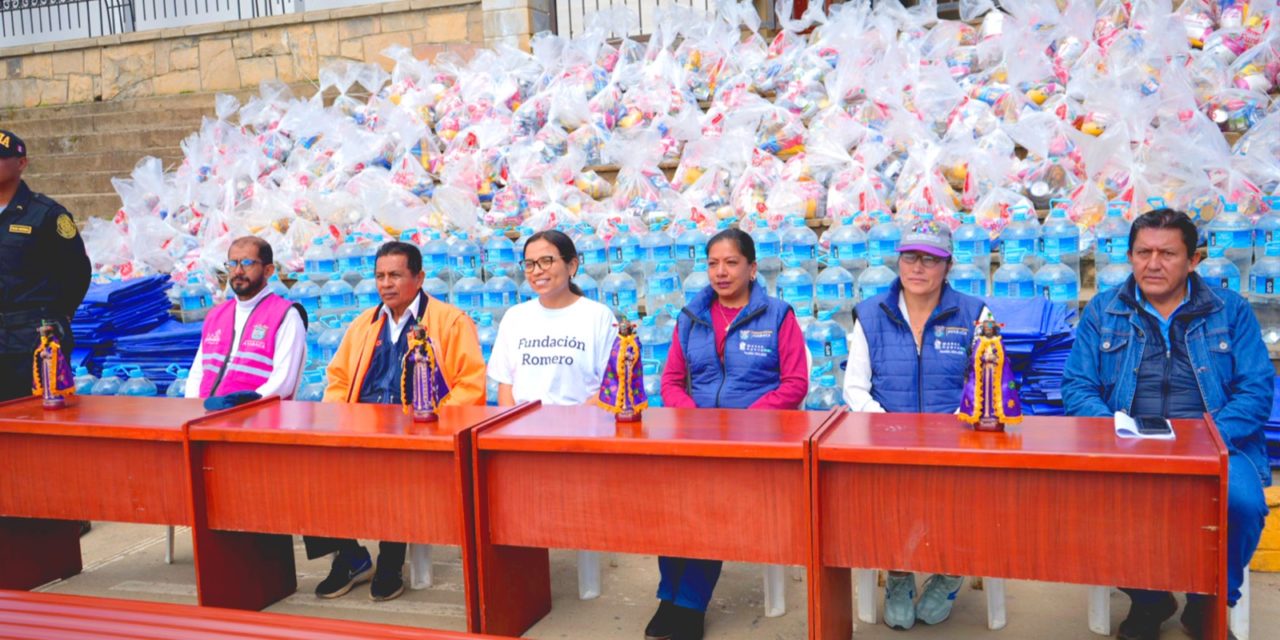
854, 280, 985, 414
676, 281, 794, 409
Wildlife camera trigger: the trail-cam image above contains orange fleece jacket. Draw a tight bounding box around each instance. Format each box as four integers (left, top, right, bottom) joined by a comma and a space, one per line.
323, 293, 486, 406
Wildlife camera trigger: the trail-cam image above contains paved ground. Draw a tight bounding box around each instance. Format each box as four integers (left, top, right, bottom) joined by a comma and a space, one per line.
33, 522, 1280, 639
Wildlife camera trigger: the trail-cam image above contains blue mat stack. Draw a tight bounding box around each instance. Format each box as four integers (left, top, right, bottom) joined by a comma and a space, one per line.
1267, 377, 1280, 468
71, 275, 174, 374
102, 320, 203, 394
983, 297, 1077, 416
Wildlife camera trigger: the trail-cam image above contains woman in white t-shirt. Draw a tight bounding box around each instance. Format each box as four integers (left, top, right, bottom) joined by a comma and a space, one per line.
489, 229, 618, 405
488, 229, 618, 601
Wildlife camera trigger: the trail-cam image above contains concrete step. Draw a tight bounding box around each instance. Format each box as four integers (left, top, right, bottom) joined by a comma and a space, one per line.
1, 82, 321, 121
24, 147, 183, 174
24, 169, 142, 198
56, 193, 125, 219
5, 106, 216, 138
26, 126, 195, 155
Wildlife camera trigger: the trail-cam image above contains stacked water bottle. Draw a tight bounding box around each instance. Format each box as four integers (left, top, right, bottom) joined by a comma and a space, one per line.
152, 197, 1280, 409
1188, 196, 1280, 344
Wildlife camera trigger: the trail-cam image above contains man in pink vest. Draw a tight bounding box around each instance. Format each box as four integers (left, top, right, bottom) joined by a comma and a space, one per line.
186, 237, 307, 400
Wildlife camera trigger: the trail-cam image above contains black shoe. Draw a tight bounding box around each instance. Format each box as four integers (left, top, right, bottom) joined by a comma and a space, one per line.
315, 550, 373, 599
1180, 597, 1239, 640
370, 561, 405, 602
645, 600, 678, 640
1117, 593, 1177, 640
671, 605, 705, 640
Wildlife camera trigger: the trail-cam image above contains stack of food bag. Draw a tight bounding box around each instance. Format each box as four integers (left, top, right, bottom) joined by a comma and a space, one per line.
79, 0, 1280, 298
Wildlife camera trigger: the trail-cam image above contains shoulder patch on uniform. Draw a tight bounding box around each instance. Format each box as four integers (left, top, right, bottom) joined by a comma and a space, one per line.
56, 214, 77, 239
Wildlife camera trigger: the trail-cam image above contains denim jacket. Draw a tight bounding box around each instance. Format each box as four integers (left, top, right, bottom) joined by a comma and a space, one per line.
1063, 273, 1273, 486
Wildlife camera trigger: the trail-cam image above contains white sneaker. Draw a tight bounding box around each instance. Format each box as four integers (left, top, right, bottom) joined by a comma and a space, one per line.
916, 574, 964, 625
884, 572, 917, 630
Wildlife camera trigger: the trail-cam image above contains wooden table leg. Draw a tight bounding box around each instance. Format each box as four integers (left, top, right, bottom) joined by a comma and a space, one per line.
187, 442, 296, 610
476, 542, 551, 636
473, 448, 551, 636
0, 517, 81, 589
1204, 594, 1229, 640
191, 526, 296, 610
809, 564, 852, 640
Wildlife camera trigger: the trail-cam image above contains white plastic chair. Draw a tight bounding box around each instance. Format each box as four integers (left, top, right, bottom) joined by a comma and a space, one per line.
408, 543, 433, 589
855, 570, 1006, 630
1087, 575, 1250, 640
578, 550, 602, 599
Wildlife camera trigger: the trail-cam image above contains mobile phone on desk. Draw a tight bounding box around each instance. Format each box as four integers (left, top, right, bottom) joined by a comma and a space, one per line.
1135, 417, 1173, 436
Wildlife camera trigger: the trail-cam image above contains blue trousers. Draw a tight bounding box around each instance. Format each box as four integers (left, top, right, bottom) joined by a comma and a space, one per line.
1125, 451, 1269, 607
657, 556, 723, 612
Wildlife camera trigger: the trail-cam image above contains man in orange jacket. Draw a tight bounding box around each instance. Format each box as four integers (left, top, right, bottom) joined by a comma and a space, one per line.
305, 240, 485, 602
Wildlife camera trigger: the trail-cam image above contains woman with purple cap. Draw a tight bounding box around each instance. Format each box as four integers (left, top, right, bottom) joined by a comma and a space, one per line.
841, 219, 992, 631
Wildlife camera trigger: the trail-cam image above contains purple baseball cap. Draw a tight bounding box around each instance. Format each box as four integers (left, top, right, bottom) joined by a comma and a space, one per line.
897, 220, 952, 258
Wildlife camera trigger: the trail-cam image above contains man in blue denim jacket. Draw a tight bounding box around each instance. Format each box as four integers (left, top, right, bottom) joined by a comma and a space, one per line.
1064, 209, 1271, 640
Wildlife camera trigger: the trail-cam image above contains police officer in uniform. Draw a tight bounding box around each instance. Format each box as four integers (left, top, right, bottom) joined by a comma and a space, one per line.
0, 130, 92, 402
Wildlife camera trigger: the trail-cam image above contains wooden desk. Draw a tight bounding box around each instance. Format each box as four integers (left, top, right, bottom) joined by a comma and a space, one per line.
0, 589, 507, 639
184, 398, 531, 628
0, 395, 216, 591
809, 411, 1230, 640
470, 404, 839, 637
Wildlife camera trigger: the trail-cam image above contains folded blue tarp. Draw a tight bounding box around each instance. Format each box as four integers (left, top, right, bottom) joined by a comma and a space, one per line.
981, 297, 1076, 417
71, 276, 178, 374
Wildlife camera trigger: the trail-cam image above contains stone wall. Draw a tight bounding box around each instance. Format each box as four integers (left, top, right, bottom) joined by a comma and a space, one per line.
0, 0, 483, 109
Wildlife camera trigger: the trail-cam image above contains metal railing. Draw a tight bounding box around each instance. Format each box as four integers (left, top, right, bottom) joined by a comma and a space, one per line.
1, 0, 132, 44
1, 0, 378, 48
554, 0, 782, 39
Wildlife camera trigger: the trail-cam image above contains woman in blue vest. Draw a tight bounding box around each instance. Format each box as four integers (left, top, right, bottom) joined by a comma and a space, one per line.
842, 220, 990, 631
654, 228, 808, 640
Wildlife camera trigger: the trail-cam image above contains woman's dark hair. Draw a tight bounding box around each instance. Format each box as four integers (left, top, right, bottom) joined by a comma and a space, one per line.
705, 228, 757, 263
375, 241, 423, 275
524, 230, 584, 296
1129, 208, 1198, 259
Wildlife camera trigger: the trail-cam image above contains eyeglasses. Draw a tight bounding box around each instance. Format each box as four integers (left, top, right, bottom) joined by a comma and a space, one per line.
224, 259, 263, 271
898, 252, 946, 268
522, 256, 561, 272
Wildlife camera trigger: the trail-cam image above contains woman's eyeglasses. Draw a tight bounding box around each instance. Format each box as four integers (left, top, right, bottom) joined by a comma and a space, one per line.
522, 256, 561, 272
898, 253, 946, 268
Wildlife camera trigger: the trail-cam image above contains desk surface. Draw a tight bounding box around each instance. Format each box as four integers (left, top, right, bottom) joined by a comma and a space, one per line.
477, 405, 830, 459
188, 400, 512, 450
816, 411, 1222, 475
0, 396, 208, 441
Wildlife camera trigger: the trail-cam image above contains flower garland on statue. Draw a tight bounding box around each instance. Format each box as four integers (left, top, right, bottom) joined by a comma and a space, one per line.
958, 332, 1022, 425
594, 326, 649, 415
32, 330, 74, 399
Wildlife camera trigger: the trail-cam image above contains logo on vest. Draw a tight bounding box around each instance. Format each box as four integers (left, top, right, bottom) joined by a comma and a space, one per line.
737, 329, 776, 358
206, 329, 223, 345
933, 325, 969, 357
251, 324, 268, 340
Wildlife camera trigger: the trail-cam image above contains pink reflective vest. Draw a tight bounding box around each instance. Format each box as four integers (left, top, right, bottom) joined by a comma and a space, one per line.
197, 293, 295, 398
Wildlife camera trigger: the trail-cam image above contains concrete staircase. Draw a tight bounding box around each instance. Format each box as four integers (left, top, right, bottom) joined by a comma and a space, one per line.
1, 84, 318, 221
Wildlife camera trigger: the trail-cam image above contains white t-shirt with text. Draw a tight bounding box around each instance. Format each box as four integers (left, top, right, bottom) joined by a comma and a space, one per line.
488, 297, 619, 406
